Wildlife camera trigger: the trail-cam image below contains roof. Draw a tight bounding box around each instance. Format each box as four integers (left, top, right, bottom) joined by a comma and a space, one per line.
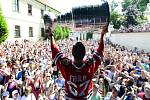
36, 0, 60, 14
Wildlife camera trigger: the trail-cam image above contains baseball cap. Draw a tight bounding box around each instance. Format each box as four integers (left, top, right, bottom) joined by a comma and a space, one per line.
12, 90, 18, 96
92, 78, 97, 83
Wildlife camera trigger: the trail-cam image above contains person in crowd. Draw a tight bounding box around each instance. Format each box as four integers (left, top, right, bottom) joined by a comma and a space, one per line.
43, 73, 54, 96
34, 70, 43, 99
96, 69, 111, 96
132, 69, 148, 87
104, 84, 121, 100
47, 84, 56, 100
12, 90, 21, 100
105, 65, 119, 83
16, 62, 30, 81
0, 63, 9, 85
138, 82, 150, 100
121, 86, 142, 100
21, 86, 36, 100
54, 72, 65, 88
2, 91, 10, 100
57, 89, 65, 100
91, 83, 102, 100
7, 74, 18, 98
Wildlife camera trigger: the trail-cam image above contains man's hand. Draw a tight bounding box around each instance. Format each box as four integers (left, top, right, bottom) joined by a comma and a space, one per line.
48, 27, 53, 37
99, 26, 108, 41
101, 26, 108, 36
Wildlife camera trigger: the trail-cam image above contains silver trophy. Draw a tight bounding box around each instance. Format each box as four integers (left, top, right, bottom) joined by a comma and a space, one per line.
57, 1, 110, 31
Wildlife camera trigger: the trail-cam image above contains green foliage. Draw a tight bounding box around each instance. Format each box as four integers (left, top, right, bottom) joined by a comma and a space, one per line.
110, 0, 119, 12
53, 25, 63, 40
113, 20, 122, 29
0, 7, 8, 44
86, 31, 93, 40
111, 11, 122, 29
137, 0, 149, 12
53, 25, 70, 40
123, 9, 138, 28
122, 0, 132, 11
121, 0, 149, 28
63, 26, 70, 38
122, 0, 149, 12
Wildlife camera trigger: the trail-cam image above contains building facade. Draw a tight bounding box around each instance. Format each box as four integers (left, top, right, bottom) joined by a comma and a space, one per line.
0, 0, 60, 41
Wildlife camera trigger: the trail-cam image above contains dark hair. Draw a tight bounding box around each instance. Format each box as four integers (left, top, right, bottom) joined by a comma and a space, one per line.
72, 42, 85, 60
133, 60, 138, 66
127, 79, 134, 87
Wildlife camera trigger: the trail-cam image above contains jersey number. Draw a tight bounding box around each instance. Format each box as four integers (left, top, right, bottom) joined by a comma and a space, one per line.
67, 80, 90, 96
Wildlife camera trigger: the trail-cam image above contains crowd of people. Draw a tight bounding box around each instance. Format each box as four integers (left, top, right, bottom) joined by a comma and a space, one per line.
113, 23, 150, 33
0, 37, 150, 100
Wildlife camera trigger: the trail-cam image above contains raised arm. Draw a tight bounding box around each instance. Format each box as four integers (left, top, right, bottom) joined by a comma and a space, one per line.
48, 27, 63, 65
97, 26, 108, 56
91, 26, 108, 73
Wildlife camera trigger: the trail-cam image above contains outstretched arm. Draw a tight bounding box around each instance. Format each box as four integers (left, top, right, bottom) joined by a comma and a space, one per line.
48, 27, 68, 79
48, 27, 62, 64
91, 26, 108, 73
97, 26, 108, 56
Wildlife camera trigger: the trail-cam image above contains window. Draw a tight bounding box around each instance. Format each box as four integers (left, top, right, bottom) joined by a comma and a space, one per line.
14, 25, 21, 38
12, 0, 19, 12
29, 27, 33, 37
41, 28, 45, 37
41, 10, 44, 18
28, 4, 32, 15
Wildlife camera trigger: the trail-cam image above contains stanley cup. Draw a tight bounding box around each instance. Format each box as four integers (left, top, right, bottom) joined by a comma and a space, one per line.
44, 1, 110, 31
72, 1, 110, 27
57, 1, 110, 30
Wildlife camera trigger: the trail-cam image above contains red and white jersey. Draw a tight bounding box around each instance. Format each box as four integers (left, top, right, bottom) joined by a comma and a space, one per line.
51, 40, 104, 100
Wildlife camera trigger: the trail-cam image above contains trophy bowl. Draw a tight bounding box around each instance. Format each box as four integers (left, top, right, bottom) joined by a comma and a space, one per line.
57, 1, 110, 32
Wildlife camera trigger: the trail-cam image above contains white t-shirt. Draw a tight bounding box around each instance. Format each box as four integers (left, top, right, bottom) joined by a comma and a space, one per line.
21, 94, 36, 100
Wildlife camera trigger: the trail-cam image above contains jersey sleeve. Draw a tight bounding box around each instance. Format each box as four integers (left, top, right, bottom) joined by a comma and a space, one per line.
51, 39, 69, 79
51, 38, 62, 60
96, 40, 104, 57
87, 41, 104, 74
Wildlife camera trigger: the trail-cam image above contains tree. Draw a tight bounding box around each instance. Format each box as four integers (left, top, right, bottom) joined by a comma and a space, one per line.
110, 0, 119, 12
137, 0, 149, 13
122, 9, 138, 28
53, 25, 63, 40
53, 25, 70, 40
121, 0, 149, 28
42, 25, 70, 40
63, 26, 70, 38
111, 11, 122, 29
137, 0, 149, 22
0, 6, 8, 44
122, 0, 132, 12
86, 31, 93, 40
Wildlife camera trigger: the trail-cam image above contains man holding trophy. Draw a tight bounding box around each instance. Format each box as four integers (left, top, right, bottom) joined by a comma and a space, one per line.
44, 1, 110, 100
